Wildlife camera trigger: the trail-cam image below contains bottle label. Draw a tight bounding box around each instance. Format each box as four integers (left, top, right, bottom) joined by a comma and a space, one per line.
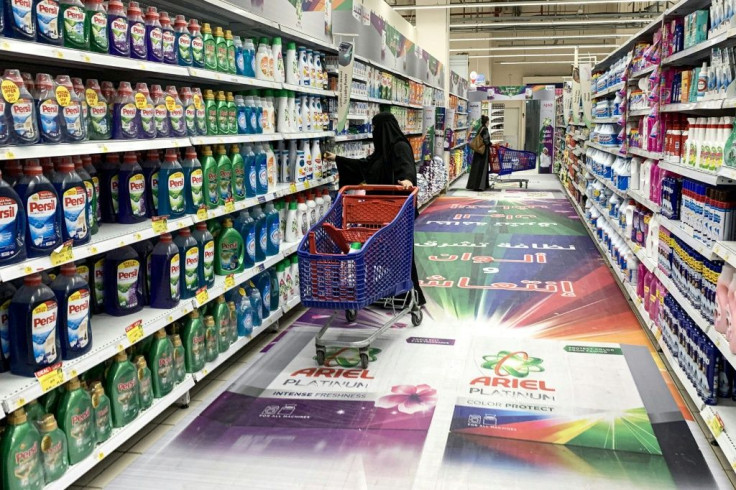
229, 106, 237, 133
168, 171, 185, 213
139, 102, 154, 136
39, 99, 61, 140
249, 167, 256, 193
269, 221, 280, 248
190, 169, 203, 207
128, 173, 146, 217
204, 39, 216, 68
233, 164, 245, 198
217, 108, 228, 133
67, 288, 90, 349
95, 402, 110, 435
205, 326, 216, 359
236, 52, 245, 74
217, 43, 227, 69
11, 99, 37, 141
32, 300, 58, 364
117, 259, 139, 308
118, 102, 137, 137
218, 167, 231, 201
149, 27, 163, 59
37, 1, 60, 41
63, 6, 86, 45
110, 17, 129, 52
111, 174, 119, 214
130, 22, 146, 56
116, 371, 137, 415
27, 191, 58, 248
170, 254, 180, 298
258, 166, 267, 189
184, 247, 199, 291
259, 222, 267, 255
184, 103, 196, 134
246, 228, 255, 262
301, 212, 308, 235
263, 283, 270, 311
41, 433, 64, 474
195, 104, 207, 134
237, 110, 247, 133
192, 36, 204, 64
203, 240, 214, 281
63, 102, 84, 139
89, 101, 109, 136
90, 12, 108, 49
178, 33, 192, 61
138, 371, 152, 404
192, 331, 205, 366
206, 170, 218, 205
93, 258, 104, 305
0, 299, 11, 360
162, 30, 175, 60
11, 0, 34, 36
168, 100, 185, 134
219, 238, 240, 272
62, 186, 87, 240
153, 103, 169, 135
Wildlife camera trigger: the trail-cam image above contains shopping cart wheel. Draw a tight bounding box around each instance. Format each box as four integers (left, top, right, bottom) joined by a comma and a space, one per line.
411, 309, 423, 326
316, 349, 326, 366
345, 309, 357, 323
360, 352, 369, 369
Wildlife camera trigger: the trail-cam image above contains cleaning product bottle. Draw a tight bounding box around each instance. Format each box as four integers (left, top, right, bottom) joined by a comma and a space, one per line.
203, 315, 218, 362
255, 143, 268, 195
56, 376, 94, 464
192, 87, 207, 136
215, 26, 227, 73
256, 37, 270, 80
15, 161, 62, 258
208, 296, 228, 352
0, 409, 44, 490
126, 1, 146, 59
269, 267, 279, 311
56, 75, 87, 142
285, 199, 299, 243
277, 261, 288, 305
216, 90, 228, 135
174, 15, 192, 66
117, 152, 147, 223
216, 145, 233, 204
231, 144, 246, 201
0, 281, 16, 372
170, 334, 185, 383
296, 193, 309, 239
201, 145, 219, 209
174, 227, 200, 299
112, 82, 139, 140
265, 202, 280, 256
105, 352, 139, 427
203, 89, 217, 135
38, 413, 68, 484
248, 286, 262, 327
165, 85, 186, 137
0, 169, 26, 266
35, 74, 63, 144
85, 79, 112, 140
227, 92, 237, 134
271, 37, 284, 83
202, 22, 216, 71
50, 263, 91, 360
192, 222, 214, 289
179, 87, 197, 136
88, 255, 104, 314
89, 380, 112, 443
3, 69, 40, 145
159, 10, 175, 65
141, 149, 160, 216
305, 192, 317, 231
130, 239, 153, 303
144, 5, 163, 62
235, 210, 255, 269
236, 288, 253, 336
189, 18, 204, 68
250, 205, 267, 262
52, 158, 90, 245
147, 329, 174, 397
181, 310, 205, 372
243, 37, 256, 77
86, 0, 108, 53
234, 35, 245, 75
133, 355, 153, 408
290, 255, 299, 299
227, 301, 238, 342
3, 0, 36, 40
243, 144, 257, 198
150, 84, 171, 138
235, 94, 247, 134
134, 83, 155, 140
225, 30, 236, 74
157, 149, 185, 219
106, 0, 129, 57
244, 91, 256, 134
256, 272, 271, 318
150, 233, 180, 308
61, 0, 88, 50
103, 245, 143, 316
181, 147, 203, 213
215, 218, 244, 274
74, 157, 97, 235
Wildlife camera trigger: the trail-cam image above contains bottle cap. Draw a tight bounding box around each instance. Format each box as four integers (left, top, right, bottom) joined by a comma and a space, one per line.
145, 6, 159, 21
123, 152, 138, 164
174, 15, 188, 28
172, 334, 183, 347
287, 42, 296, 50
8, 408, 27, 425
24, 273, 42, 286
66, 377, 81, 391
222, 218, 233, 228
202, 22, 212, 34
201, 146, 213, 156
190, 309, 200, 319
159, 233, 172, 243
260, 37, 269, 45
165, 149, 179, 162
188, 19, 201, 31
185, 147, 198, 159
57, 157, 74, 172
195, 222, 208, 231
127, 1, 142, 17
155, 329, 166, 339
228, 301, 236, 311
272, 37, 282, 45
60, 263, 78, 277
134, 355, 147, 369
215, 26, 225, 37
90, 380, 104, 395
225, 30, 233, 40
179, 227, 191, 237
204, 315, 215, 326
39, 413, 58, 432
159, 11, 172, 26
114, 351, 128, 362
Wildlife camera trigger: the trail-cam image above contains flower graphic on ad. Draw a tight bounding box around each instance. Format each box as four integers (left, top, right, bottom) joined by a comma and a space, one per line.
375, 384, 438, 414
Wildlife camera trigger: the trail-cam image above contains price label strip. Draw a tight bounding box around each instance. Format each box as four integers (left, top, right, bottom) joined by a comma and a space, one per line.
152, 215, 169, 234
35, 363, 65, 392
50, 240, 74, 266
125, 320, 144, 344
196, 286, 209, 305
225, 274, 235, 289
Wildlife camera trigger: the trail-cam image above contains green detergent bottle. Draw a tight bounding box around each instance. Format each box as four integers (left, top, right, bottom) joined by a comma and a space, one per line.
215, 26, 228, 72
204, 89, 218, 135
133, 355, 153, 409
25, 400, 45, 424
89, 381, 112, 443
106, 352, 139, 427
38, 413, 68, 484
204, 315, 219, 362
216, 91, 229, 136
200, 145, 219, 209
181, 310, 206, 373
202, 23, 217, 71
227, 301, 238, 343
231, 144, 246, 201
56, 377, 95, 465
216, 145, 233, 204
227, 92, 237, 134
1, 408, 44, 490
39, 387, 62, 415
148, 329, 174, 398
212, 296, 231, 353
215, 218, 245, 274
170, 334, 186, 383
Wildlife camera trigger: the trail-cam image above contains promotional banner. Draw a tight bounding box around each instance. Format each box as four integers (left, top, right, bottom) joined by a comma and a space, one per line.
579, 63, 593, 127
450, 71, 469, 98
235, 0, 333, 44
571, 65, 582, 124
336, 42, 355, 133
562, 81, 572, 124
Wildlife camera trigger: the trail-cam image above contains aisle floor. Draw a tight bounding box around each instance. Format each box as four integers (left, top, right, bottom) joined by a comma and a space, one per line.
74, 174, 732, 489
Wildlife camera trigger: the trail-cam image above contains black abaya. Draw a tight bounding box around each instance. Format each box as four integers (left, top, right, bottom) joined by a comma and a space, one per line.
466, 126, 491, 191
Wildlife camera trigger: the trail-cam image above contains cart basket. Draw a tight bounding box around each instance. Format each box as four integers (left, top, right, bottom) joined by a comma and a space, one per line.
495, 145, 537, 175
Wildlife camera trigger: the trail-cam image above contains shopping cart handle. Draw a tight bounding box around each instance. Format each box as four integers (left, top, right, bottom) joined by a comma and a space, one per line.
339, 184, 417, 194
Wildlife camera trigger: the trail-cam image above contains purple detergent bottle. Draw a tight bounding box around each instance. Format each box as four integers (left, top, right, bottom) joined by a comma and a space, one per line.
106, 0, 129, 57
144, 6, 163, 63
127, 1, 146, 60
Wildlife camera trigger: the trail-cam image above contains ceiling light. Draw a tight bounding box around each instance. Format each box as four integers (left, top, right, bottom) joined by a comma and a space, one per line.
396, 0, 668, 11
450, 44, 617, 52
468, 52, 611, 59
496, 61, 590, 65
451, 34, 629, 42
450, 19, 653, 28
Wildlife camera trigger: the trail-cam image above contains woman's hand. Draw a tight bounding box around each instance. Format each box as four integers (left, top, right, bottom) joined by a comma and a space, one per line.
398, 179, 414, 189
324, 152, 336, 162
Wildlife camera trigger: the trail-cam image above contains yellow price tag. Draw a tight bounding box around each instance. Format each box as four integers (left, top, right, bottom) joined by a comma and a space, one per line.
224, 199, 235, 213
195, 286, 209, 305
97, 452, 105, 461
125, 320, 144, 344
34, 363, 64, 393
50, 240, 74, 266
289, 183, 297, 193
304, 181, 311, 189
196, 206, 208, 221
225, 274, 235, 289
152, 216, 169, 234
707, 412, 724, 438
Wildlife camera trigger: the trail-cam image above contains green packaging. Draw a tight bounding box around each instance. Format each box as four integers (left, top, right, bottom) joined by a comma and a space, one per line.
215, 219, 245, 274
106, 352, 140, 427
181, 310, 206, 373
231, 144, 246, 201
202, 23, 217, 71
38, 414, 68, 484
201, 145, 219, 209
56, 377, 95, 465
148, 329, 175, 398
204, 315, 219, 362
214, 26, 228, 72
216, 92, 229, 136
216, 145, 233, 204
90, 381, 112, 443
171, 334, 186, 384
204, 90, 218, 136
1, 408, 44, 490
134, 356, 153, 409
25, 400, 45, 424
212, 296, 231, 353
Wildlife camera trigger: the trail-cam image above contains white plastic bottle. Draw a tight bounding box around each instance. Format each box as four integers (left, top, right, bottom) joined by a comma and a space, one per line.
288, 139, 298, 181
306, 49, 315, 87
288, 91, 297, 132
295, 97, 303, 131
296, 141, 306, 182
298, 47, 308, 86
289, 256, 299, 299
301, 95, 310, 131
297, 194, 309, 238
265, 92, 276, 134
322, 188, 332, 212
314, 52, 323, 88
256, 39, 270, 80
314, 97, 323, 130
314, 191, 324, 217
272, 37, 284, 83
285, 199, 299, 243
277, 90, 289, 133
278, 140, 289, 182
306, 192, 317, 228
285, 42, 298, 85
311, 139, 322, 179
266, 143, 277, 187
303, 139, 313, 180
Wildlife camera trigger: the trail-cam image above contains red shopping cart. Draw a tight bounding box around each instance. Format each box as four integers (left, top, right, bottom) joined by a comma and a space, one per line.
297, 185, 423, 368
489, 144, 537, 189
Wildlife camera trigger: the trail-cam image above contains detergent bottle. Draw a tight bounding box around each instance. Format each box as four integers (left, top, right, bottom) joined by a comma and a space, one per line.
216, 145, 232, 204
134, 83, 155, 140
192, 87, 208, 135
192, 222, 214, 288
103, 245, 143, 316
147, 329, 174, 397
157, 149, 185, 219
0, 409, 44, 490
201, 146, 219, 209
227, 92, 237, 134
181, 146, 203, 213
254, 143, 268, 195
112, 82, 139, 140
50, 263, 91, 360
15, 161, 62, 258
133, 355, 152, 408
215, 26, 227, 73
242, 144, 257, 198
189, 18, 204, 68
251, 205, 267, 262
149, 233, 180, 309
174, 15, 192, 66
117, 152, 147, 223
38, 412, 69, 483
181, 310, 205, 372
203, 315, 218, 362
85, 79, 112, 140
165, 85, 186, 137
3, 69, 39, 145
87, 255, 104, 314
97, 153, 119, 223
105, 352, 139, 427
0, 169, 26, 266
265, 202, 280, 256
255, 273, 271, 318
89, 380, 112, 443
141, 149, 160, 216
150, 84, 171, 138
86, 0, 108, 53
170, 334, 185, 383
225, 30, 236, 74
203, 89, 217, 135
159, 11, 176, 65
216, 90, 228, 135
106, 0, 129, 57
130, 239, 152, 304
269, 267, 279, 311
235, 210, 255, 268
215, 218, 244, 274
127, 1, 147, 60
179, 87, 197, 136
52, 157, 90, 246
61, 0, 88, 50
247, 285, 262, 327
174, 227, 200, 299
236, 288, 253, 336
55, 376, 95, 464
4, 0, 37, 41
144, 5, 163, 62
74, 157, 97, 235
202, 22, 216, 71
56, 75, 87, 142
34, 74, 63, 144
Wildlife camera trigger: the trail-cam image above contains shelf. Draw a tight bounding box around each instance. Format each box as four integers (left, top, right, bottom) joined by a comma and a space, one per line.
0, 137, 191, 162
451, 142, 468, 150
45, 375, 195, 490
658, 215, 718, 259
628, 108, 652, 117
592, 82, 625, 99
449, 92, 468, 101
586, 141, 625, 156
282, 131, 335, 140
585, 166, 628, 200
629, 147, 662, 160
592, 117, 621, 124
659, 159, 736, 185
630, 65, 657, 79
334, 133, 373, 142
449, 170, 467, 187
662, 28, 734, 67
661, 99, 727, 111
627, 188, 661, 212
282, 83, 337, 97
189, 134, 282, 146
713, 241, 736, 270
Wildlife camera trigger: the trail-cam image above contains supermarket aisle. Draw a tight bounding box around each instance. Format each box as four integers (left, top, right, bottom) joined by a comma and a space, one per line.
98, 178, 728, 489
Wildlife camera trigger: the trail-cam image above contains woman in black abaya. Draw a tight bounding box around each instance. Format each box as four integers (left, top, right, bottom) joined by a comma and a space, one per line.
466, 115, 491, 191
323, 112, 426, 306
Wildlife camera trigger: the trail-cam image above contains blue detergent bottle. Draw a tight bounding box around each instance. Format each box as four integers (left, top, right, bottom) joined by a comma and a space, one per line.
4, 0, 36, 40
112, 82, 139, 140
0, 169, 26, 266
254, 143, 268, 195
117, 152, 147, 223
264, 202, 280, 256
98, 153, 119, 223
74, 156, 97, 236
34, 73, 63, 144
56, 75, 87, 142
174, 15, 192, 66
235, 95, 247, 134
50, 263, 92, 360
181, 147, 203, 214
15, 161, 62, 258
242, 144, 256, 198
149, 233, 180, 309
174, 227, 200, 300
144, 6, 163, 63
141, 149, 160, 217
247, 285, 262, 327
3, 160, 23, 187
36, 0, 61, 45
130, 239, 153, 304
234, 210, 255, 268
9, 274, 60, 377
0, 282, 17, 372
192, 222, 214, 288
234, 36, 245, 76
268, 267, 279, 311
103, 245, 144, 316
250, 205, 266, 263
52, 157, 90, 246
157, 149, 186, 219
236, 288, 253, 336
150, 85, 171, 138
3, 69, 39, 145
256, 272, 271, 318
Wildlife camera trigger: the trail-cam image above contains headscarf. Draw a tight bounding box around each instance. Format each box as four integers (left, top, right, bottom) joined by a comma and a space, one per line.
371, 112, 412, 182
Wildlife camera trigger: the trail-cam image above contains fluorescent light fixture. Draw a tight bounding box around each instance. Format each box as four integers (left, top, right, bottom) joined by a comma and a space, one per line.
496, 61, 587, 65
468, 52, 610, 59
450, 18, 652, 28
396, 0, 668, 11
451, 34, 629, 42
450, 44, 617, 52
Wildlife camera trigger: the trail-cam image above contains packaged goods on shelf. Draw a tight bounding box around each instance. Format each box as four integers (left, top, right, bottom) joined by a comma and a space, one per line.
592, 59, 626, 96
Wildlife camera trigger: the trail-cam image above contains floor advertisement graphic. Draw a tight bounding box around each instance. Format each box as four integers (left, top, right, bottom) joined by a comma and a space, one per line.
106, 192, 722, 489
